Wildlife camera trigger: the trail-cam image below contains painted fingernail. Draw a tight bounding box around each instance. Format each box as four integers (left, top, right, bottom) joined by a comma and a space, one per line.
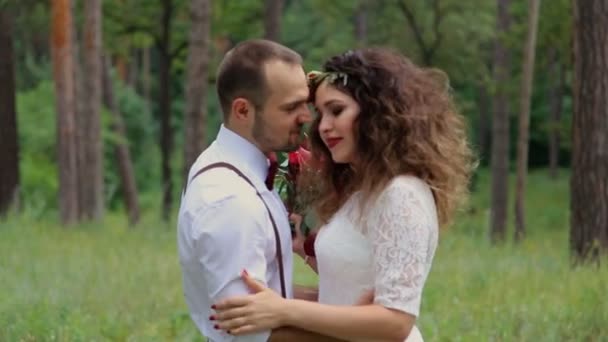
209, 315, 215, 321
211, 304, 216, 310
214, 324, 219, 329
242, 269, 249, 276
227, 330, 232, 334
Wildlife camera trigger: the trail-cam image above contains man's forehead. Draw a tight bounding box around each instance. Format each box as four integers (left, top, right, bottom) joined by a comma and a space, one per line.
264, 60, 305, 82
264, 60, 308, 99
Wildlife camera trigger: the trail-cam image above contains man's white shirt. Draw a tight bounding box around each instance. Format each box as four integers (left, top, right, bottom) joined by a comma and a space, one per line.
177, 125, 294, 342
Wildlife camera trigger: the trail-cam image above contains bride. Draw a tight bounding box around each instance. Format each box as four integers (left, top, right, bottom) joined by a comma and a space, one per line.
211, 48, 475, 341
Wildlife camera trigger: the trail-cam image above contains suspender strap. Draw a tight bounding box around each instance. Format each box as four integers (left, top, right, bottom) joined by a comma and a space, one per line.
187, 162, 287, 298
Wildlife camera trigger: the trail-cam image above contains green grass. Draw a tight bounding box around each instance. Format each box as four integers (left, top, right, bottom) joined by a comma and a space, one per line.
1, 169, 607, 341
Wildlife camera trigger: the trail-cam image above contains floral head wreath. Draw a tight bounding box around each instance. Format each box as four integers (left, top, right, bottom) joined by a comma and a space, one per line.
307, 70, 349, 88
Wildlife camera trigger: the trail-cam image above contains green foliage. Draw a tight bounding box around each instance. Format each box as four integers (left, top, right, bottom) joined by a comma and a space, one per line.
211, 0, 263, 42
10, 1, 51, 91
103, 0, 189, 55
10, 0, 577, 214
104, 76, 161, 210
16, 81, 59, 215
15, 73, 164, 215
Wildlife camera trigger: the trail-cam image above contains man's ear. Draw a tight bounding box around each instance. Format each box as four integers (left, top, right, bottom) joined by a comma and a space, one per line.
232, 98, 254, 121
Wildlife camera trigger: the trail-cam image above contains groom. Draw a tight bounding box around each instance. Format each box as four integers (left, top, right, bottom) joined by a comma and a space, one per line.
177, 39, 340, 342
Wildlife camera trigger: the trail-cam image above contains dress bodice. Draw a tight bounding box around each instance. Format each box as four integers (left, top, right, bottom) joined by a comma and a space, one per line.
314, 176, 439, 342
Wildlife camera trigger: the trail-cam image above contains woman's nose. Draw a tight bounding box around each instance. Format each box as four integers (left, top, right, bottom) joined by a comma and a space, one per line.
318, 115, 332, 133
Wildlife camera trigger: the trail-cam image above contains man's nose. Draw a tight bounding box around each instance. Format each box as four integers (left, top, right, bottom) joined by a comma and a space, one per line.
298, 106, 313, 123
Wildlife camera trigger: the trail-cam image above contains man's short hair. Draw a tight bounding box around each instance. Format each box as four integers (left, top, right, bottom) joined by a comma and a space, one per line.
216, 39, 302, 120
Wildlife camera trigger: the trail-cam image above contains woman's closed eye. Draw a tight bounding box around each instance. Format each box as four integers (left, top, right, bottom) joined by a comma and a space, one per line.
329, 106, 344, 116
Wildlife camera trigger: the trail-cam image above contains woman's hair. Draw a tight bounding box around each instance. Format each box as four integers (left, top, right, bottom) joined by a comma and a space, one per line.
306, 48, 476, 228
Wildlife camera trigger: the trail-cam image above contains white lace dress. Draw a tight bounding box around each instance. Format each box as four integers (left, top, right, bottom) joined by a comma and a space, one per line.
315, 176, 439, 342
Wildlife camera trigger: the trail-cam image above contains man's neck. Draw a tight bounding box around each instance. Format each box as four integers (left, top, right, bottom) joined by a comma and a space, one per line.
224, 124, 269, 156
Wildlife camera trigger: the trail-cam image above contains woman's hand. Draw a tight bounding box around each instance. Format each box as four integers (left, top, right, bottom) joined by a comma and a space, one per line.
212, 270, 289, 335
290, 213, 306, 258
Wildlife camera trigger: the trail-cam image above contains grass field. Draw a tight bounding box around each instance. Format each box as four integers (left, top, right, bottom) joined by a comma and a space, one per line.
1, 170, 607, 341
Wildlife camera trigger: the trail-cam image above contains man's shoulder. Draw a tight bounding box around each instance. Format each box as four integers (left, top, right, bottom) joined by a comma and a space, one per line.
186, 171, 260, 206
182, 164, 264, 217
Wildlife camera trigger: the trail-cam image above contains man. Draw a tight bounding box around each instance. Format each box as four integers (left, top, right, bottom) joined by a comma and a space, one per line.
177, 39, 340, 342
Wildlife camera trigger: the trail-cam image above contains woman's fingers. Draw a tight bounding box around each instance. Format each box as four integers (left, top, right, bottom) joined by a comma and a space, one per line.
241, 270, 266, 293
213, 296, 251, 310
229, 324, 259, 336
289, 213, 305, 240
217, 316, 249, 331
214, 307, 248, 322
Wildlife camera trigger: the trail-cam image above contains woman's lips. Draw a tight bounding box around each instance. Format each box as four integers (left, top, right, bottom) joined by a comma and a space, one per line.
326, 138, 343, 149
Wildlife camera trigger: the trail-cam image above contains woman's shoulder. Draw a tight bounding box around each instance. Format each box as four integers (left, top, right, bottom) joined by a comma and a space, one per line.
375, 175, 437, 218
383, 175, 432, 198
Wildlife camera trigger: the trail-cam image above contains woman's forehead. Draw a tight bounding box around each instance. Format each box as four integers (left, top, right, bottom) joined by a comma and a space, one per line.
314, 82, 353, 107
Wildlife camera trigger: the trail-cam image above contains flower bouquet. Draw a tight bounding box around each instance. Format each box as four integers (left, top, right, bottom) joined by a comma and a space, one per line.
273, 139, 320, 256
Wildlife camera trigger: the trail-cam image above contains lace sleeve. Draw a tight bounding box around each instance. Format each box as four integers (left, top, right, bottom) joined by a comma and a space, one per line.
366, 177, 438, 317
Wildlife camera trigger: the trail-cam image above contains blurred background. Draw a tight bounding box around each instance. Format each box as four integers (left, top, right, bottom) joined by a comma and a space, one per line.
0, 0, 606, 341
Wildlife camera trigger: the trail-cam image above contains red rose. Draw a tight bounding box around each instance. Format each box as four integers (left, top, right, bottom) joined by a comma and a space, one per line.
287, 146, 312, 184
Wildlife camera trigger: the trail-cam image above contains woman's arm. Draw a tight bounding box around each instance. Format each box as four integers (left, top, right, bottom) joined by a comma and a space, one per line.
282, 300, 415, 342
213, 273, 414, 342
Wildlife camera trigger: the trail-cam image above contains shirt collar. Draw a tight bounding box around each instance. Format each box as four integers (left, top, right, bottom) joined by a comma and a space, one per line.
216, 125, 270, 182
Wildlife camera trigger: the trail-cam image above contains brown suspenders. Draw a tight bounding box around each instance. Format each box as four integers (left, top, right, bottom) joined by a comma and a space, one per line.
186, 162, 287, 298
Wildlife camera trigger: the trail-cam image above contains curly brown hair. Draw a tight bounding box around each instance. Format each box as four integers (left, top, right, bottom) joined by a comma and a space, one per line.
306, 48, 476, 228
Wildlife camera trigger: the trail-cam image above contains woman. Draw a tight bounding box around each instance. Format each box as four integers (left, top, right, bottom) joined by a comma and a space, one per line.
211, 48, 475, 341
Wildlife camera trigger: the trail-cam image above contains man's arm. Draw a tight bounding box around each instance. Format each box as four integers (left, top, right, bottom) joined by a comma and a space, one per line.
195, 194, 273, 341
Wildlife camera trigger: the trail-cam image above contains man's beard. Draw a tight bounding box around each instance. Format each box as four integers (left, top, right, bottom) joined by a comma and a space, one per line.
253, 113, 300, 152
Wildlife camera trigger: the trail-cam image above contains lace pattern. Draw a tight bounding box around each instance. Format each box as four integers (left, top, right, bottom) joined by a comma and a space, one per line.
365, 177, 438, 316
315, 176, 438, 319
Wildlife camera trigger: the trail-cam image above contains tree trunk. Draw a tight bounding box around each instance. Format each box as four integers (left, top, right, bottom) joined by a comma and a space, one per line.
102, 56, 141, 226
81, 0, 104, 220
127, 48, 139, 89
570, 0, 608, 264
142, 47, 151, 115
159, 0, 174, 221
263, 0, 283, 42
51, 0, 79, 225
490, 0, 512, 244
183, 0, 211, 182
115, 56, 128, 82
0, 10, 20, 216
547, 48, 564, 179
514, 0, 541, 242
476, 84, 491, 163
354, 1, 368, 46
71, 0, 87, 220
